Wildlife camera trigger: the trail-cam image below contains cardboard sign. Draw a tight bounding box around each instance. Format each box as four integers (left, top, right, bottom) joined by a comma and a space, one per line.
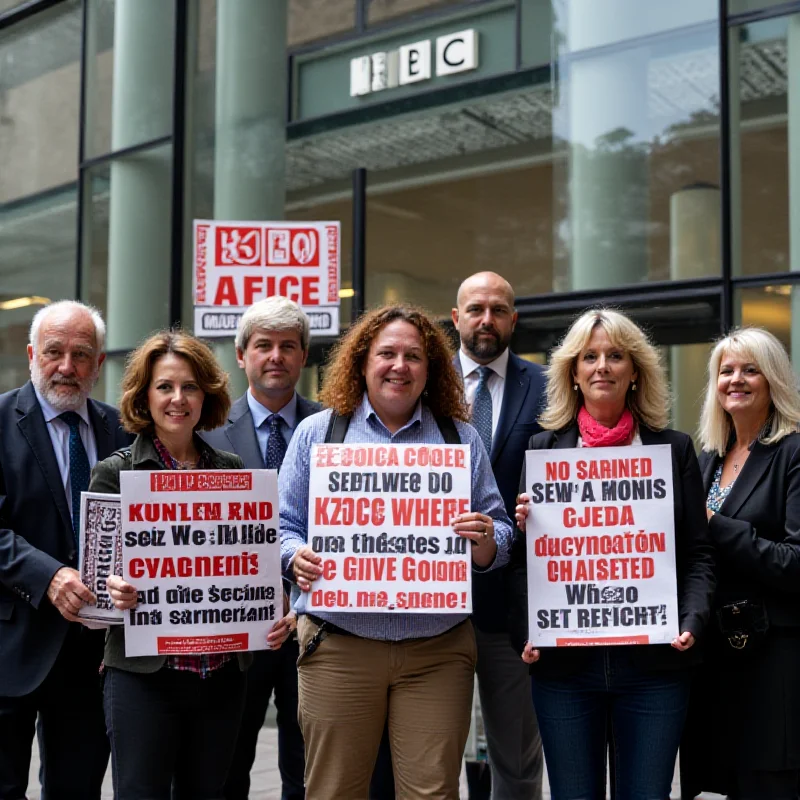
306, 443, 472, 613
193, 219, 340, 337
525, 445, 678, 646
120, 470, 281, 656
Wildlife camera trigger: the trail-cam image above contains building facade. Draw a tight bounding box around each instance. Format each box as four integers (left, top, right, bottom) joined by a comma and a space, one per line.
1, 0, 798, 435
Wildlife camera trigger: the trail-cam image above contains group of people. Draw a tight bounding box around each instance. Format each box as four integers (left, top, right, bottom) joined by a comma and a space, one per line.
0, 271, 798, 800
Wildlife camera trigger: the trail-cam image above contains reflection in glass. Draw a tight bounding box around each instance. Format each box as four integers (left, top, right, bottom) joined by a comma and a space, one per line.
289, 0, 355, 46
551, 1, 720, 291
737, 285, 792, 358
731, 15, 800, 277
0, 0, 81, 204
83, 0, 175, 159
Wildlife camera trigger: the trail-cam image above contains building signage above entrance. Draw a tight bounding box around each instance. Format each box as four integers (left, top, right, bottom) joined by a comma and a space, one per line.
350, 29, 478, 97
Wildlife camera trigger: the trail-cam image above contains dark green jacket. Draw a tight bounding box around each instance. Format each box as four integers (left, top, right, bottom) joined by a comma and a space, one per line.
89, 433, 253, 673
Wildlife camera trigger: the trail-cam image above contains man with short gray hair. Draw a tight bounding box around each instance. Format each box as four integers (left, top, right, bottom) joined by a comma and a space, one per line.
204, 295, 320, 800
0, 300, 130, 798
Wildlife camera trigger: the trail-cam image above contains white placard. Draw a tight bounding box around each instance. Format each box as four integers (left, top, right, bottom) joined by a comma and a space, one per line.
193, 220, 340, 338
78, 492, 124, 625
525, 445, 678, 647
306, 443, 472, 613
120, 469, 281, 656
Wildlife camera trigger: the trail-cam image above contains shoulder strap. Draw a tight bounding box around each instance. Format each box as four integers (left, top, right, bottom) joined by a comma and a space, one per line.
434, 415, 461, 445
324, 412, 351, 444
110, 447, 133, 467
324, 411, 459, 444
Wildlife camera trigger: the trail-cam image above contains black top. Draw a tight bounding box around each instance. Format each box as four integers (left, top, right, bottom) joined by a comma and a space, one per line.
506, 422, 716, 676
700, 432, 800, 627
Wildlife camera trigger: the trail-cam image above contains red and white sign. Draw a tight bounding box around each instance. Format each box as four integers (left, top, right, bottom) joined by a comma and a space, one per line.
193, 219, 341, 338
306, 443, 472, 613
120, 469, 281, 657
525, 446, 678, 647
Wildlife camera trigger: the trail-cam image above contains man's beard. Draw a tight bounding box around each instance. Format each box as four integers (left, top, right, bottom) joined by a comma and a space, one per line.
464, 327, 510, 361
31, 360, 98, 412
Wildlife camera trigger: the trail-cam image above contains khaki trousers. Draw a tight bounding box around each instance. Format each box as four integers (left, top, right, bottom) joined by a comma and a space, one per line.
297, 617, 477, 800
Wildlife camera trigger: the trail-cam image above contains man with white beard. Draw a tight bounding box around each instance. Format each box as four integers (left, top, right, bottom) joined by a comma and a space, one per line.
0, 300, 130, 799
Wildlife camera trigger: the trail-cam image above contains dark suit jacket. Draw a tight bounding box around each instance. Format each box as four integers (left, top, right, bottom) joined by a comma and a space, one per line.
507, 423, 716, 675
200, 392, 322, 470
456, 352, 546, 632
0, 381, 131, 696
700, 432, 800, 627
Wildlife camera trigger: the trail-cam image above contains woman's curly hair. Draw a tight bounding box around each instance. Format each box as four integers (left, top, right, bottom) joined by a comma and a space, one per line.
319, 305, 468, 421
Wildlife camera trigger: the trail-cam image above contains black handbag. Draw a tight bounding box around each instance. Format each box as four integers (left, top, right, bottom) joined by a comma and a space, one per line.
715, 599, 769, 652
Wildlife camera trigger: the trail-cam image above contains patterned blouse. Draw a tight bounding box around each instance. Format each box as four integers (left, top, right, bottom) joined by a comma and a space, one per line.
707, 462, 736, 513
152, 436, 232, 679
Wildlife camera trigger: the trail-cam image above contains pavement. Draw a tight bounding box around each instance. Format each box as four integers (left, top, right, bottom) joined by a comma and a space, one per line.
26, 708, 725, 799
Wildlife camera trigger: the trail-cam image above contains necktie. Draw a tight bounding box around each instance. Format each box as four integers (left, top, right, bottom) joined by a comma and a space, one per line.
472, 366, 493, 458
59, 411, 91, 543
265, 414, 288, 471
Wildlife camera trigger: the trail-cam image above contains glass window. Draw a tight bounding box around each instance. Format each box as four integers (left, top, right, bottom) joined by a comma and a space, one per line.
551, 1, 721, 291
289, 0, 355, 47
737, 284, 793, 357
367, 0, 478, 26
83, 0, 175, 159
729, 0, 783, 15
81, 143, 173, 404
0, 0, 81, 393
0, 0, 27, 14
730, 14, 799, 277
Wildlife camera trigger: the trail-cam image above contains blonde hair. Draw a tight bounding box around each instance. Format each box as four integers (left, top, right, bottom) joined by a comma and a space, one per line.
698, 327, 800, 455
540, 308, 670, 432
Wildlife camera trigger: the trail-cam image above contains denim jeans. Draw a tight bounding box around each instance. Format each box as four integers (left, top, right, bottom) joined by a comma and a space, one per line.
531, 648, 690, 800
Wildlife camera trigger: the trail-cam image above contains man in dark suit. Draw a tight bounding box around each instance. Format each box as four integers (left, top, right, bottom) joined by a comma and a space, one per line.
0, 300, 131, 799
452, 272, 545, 800
203, 296, 320, 800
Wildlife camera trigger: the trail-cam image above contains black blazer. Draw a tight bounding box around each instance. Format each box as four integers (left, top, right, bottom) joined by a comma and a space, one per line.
201, 392, 322, 470
700, 432, 800, 627
507, 423, 716, 676
455, 352, 546, 632
0, 381, 131, 696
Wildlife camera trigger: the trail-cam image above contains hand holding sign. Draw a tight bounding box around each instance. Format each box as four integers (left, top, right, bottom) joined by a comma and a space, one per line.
451, 511, 496, 567
292, 545, 323, 592
107, 574, 138, 610
515, 493, 531, 533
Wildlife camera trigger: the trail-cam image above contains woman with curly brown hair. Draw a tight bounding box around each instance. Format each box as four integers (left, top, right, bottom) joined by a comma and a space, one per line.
279, 304, 513, 799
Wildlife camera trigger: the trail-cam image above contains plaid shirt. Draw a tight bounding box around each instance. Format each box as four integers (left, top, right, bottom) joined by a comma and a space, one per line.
152, 437, 232, 679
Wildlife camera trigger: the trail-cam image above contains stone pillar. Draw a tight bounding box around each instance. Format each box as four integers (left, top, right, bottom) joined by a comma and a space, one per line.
669, 184, 720, 436
212, 0, 288, 394
554, 3, 650, 291
104, 0, 174, 402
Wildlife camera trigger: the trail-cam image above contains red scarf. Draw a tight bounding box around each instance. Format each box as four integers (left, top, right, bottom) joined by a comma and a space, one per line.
577, 406, 635, 448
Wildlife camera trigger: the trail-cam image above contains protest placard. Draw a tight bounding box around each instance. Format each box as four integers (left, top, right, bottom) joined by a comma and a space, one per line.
120, 469, 281, 657
78, 491, 124, 625
306, 442, 472, 613
525, 445, 678, 646
193, 219, 340, 337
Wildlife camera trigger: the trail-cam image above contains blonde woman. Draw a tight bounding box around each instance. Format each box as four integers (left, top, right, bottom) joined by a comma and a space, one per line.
681, 327, 800, 800
509, 308, 715, 800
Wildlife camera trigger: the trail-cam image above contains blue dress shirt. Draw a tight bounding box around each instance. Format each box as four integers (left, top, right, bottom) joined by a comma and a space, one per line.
279, 395, 513, 641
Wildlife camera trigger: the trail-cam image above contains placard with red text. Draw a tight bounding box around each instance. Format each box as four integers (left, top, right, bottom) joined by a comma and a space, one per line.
193, 219, 340, 338
307, 443, 472, 613
525, 445, 678, 647
120, 470, 281, 657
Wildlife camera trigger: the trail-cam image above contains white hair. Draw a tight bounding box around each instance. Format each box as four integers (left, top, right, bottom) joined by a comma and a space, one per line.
698, 327, 800, 455
235, 296, 310, 351
29, 300, 106, 354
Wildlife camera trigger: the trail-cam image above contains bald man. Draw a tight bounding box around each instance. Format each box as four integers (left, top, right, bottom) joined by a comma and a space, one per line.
452, 273, 544, 800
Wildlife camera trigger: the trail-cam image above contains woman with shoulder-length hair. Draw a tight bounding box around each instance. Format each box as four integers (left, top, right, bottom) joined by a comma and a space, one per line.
279, 304, 514, 799
89, 331, 293, 800
509, 308, 715, 800
681, 327, 800, 800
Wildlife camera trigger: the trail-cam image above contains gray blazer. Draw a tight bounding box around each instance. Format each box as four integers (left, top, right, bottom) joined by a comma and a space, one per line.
89, 433, 252, 674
